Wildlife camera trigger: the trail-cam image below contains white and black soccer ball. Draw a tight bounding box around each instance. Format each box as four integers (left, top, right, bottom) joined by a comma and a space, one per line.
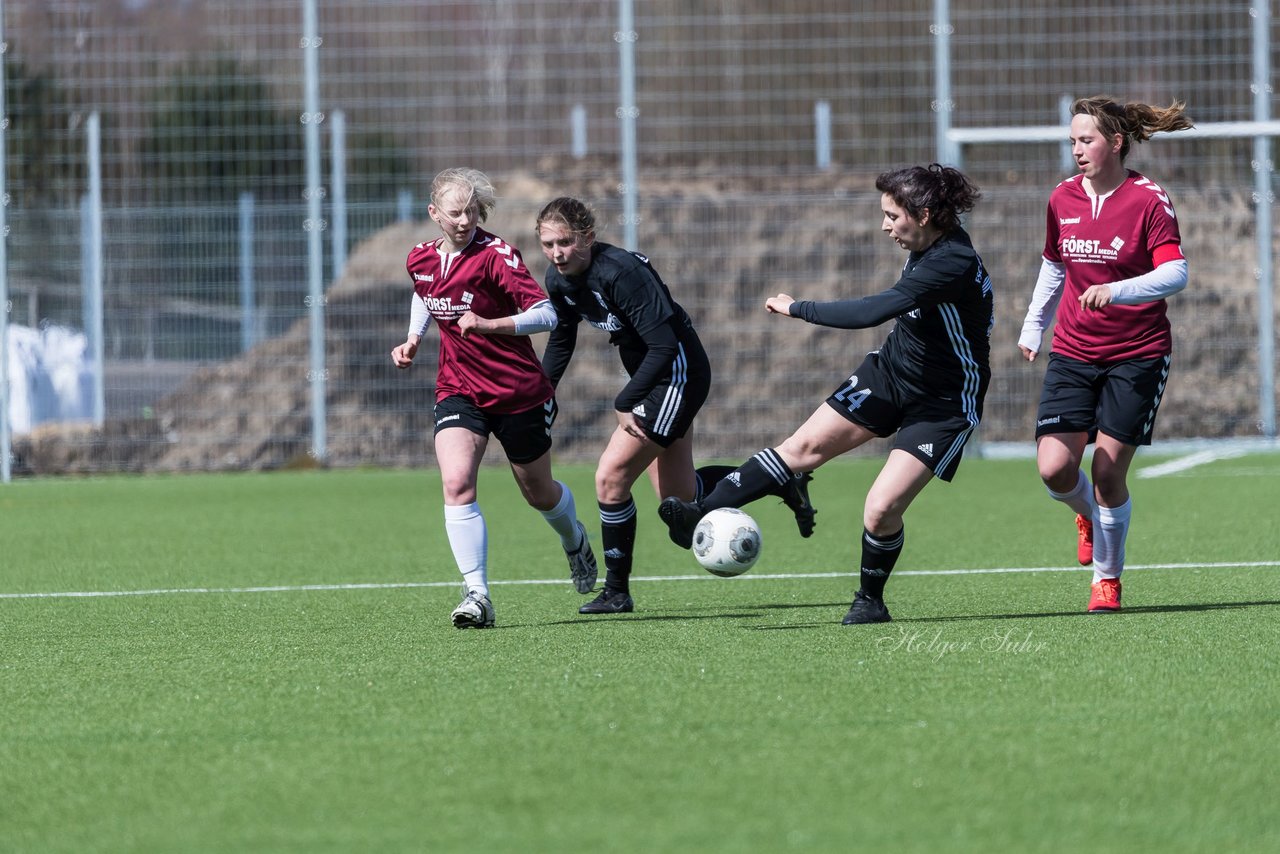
692, 508, 762, 577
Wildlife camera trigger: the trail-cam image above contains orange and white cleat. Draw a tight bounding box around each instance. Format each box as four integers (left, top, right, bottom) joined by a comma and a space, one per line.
1087, 578, 1122, 613
1076, 514, 1094, 566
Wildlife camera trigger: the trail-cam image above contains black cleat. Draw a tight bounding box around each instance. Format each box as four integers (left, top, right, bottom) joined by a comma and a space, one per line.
657, 497, 703, 550
566, 521, 599, 594
780, 472, 817, 538
578, 588, 635, 614
841, 590, 892, 625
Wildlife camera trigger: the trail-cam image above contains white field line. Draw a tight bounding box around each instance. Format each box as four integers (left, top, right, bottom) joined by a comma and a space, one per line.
1137, 448, 1248, 478
2, 561, 1277, 600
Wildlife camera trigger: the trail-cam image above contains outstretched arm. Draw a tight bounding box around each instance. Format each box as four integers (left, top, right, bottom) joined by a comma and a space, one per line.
456, 298, 559, 338
1079, 258, 1188, 311
781, 287, 916, 329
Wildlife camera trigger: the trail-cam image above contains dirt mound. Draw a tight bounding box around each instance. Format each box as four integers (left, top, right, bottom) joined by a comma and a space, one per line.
11, 173, 1269, 474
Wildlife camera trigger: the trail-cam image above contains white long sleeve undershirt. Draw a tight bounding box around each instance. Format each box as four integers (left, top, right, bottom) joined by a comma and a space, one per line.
408, 294, 431, 338
1018, 257, 1188, 354
1108, 258, 1188, 305
510, 299, 559, 334
1018, 259, 1065, 354
406, 295, 558, 338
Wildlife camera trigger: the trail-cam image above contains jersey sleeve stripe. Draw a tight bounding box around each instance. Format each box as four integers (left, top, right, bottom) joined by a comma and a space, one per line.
1152, 243, 1184, 266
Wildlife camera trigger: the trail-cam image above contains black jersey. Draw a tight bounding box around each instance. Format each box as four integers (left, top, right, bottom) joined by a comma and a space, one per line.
790, 227, 993, 409
543, 243, 709, 412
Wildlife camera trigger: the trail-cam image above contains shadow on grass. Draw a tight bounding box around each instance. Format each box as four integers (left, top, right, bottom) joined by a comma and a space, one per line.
540, 611, 767, 626
898, 598, 1280, 623
529, 598, 1280, 629
537, 600, 849, 627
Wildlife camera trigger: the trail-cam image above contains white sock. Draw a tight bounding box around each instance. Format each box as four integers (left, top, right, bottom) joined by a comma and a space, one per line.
1048, 469, 1095, 518
1092, 499, 1131, 582
444, 502, 488, 595
539, 481, 585, 551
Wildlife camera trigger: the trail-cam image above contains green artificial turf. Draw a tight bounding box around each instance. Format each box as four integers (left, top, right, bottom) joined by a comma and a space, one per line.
2, 455, 1278, 852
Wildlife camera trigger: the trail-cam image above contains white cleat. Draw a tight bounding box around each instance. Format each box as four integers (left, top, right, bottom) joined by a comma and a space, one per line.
451, 589, 495, 629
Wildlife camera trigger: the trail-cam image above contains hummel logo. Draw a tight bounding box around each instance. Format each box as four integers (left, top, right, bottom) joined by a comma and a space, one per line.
632, 404, 646, 417
1059, 216, 1081, 225
917, 443, 933, 457
413, 273, 434, 282
491, 241, 520, 269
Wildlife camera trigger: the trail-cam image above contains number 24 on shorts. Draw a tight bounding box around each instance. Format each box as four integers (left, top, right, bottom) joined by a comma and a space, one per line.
834, 374, 871, 412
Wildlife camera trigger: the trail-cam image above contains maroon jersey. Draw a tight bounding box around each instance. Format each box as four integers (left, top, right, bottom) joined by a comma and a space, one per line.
1043, 170, 1184, 363
407, 227, 553, 413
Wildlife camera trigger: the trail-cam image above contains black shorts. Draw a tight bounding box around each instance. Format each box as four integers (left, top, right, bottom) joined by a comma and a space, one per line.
433, 395, 557, 464
627, 355, 711, 449
1034, 353, 1170, 446
824, 352, 981, 483
619, 338, 711, 450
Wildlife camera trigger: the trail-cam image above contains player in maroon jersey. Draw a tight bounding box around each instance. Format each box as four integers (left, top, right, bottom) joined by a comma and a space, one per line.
390, 168, 596, 628
1018, 97, 1193, 613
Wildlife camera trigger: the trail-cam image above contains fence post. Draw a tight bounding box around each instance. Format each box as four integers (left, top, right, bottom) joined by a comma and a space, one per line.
0, 1, 10, 483
1059, 95, 1073, 174
330, 109, 347, 281
617, 0, 638, 250
571, 104, 587, 159
87, 112, 105, 427
303, 0, 327, 461
814, 100, 832, 170
1253, 1, 1276, 439
239, 192, 257, 352
932, 0, 955, 165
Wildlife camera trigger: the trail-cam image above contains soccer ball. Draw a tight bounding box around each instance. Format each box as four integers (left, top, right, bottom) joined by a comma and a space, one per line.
692, 508, 762, 577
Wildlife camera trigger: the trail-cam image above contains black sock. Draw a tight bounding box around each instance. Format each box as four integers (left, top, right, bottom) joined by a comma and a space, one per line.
599, 498, 637, 594
702, 449, 794, 512
694, 465, 735, 501
859, 527, 904, 600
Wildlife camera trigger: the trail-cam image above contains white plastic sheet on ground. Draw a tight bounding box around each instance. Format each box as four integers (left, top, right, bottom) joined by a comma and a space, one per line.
5, 325, 94, 435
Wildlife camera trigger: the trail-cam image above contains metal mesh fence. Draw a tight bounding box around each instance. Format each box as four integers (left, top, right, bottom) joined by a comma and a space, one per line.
2, 0, 1277, 475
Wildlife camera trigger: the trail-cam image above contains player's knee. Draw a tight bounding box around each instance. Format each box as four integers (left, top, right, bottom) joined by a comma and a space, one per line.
520, 483, 559, 511
1091, 469, 1128, 504
1037, 460, 1076, 493
594, 465, 632, 504
862, 498, 901, 535
442, 481, 477, 505
775, 437, 822, 472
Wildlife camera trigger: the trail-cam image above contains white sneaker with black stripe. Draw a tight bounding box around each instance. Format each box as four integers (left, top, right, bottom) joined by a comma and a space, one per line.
451, 589, 495, 629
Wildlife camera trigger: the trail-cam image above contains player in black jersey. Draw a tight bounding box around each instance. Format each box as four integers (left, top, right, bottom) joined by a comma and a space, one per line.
659, 165, 992, 625
534, 197, 814, 615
